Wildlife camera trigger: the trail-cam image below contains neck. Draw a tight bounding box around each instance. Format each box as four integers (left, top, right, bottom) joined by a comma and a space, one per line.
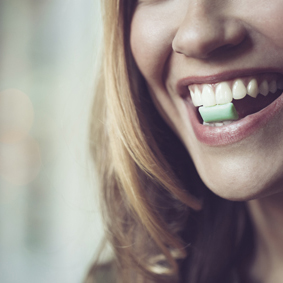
247, 193, 283, 283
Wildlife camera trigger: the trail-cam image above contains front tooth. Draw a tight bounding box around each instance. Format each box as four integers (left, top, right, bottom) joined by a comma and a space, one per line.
232, 79, 246, 100
269, 80, 277, 93
191, 87, 202, 106
215, 82, 232, 104
202, 85, 216, 107
247, 79, 259, 98
259, 80, 269, 96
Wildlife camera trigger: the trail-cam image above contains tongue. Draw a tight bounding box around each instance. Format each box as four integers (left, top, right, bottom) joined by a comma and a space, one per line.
233, 89, 282, 119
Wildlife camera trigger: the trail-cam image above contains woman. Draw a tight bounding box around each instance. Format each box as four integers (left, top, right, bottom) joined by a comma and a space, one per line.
87, 0, 283, 282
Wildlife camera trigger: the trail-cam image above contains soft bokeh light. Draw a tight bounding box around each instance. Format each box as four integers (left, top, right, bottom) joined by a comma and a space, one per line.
0, 89, 34, 144
0, 1, 107, 283
0, 136, 41, 186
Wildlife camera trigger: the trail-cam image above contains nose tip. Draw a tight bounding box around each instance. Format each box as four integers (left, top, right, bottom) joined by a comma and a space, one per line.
172, 11, 247, 59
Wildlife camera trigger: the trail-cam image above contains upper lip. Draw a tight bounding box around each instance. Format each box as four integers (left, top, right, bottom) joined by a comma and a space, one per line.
176, 67, 283, 97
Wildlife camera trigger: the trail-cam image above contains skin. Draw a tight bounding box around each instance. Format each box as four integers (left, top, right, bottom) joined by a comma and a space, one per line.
130, 0, 283, 282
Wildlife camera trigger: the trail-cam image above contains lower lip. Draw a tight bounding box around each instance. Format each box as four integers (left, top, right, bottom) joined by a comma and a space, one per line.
186, 92, 283, 146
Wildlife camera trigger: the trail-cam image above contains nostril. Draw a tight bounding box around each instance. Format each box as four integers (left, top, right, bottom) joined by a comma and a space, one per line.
207, 44, 235, 57
172, 10, 248, 60
207, 35, 250, 59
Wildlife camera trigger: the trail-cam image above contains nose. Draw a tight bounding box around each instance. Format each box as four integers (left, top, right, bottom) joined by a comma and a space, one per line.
172, 1, 247, 59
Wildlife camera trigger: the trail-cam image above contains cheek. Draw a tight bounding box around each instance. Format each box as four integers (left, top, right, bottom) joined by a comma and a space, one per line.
260, 2, 283, 46
130, 6, 187, 134
239, 0, 283, 48
130, 7, 179, 84
263, 18, 283, 50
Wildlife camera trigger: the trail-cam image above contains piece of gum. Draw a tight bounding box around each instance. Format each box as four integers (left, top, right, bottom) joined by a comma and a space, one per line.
198, 103, 239, 123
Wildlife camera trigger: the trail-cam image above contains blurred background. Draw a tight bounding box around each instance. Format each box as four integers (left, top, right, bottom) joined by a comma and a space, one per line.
0, 1, 107, 282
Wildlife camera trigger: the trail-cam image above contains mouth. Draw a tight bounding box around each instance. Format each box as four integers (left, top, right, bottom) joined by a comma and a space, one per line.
188, 73, 283, 125
179, 71, 283, 145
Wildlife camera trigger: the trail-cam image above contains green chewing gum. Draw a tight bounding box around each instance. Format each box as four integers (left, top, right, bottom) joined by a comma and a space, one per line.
199, 103, 239, 123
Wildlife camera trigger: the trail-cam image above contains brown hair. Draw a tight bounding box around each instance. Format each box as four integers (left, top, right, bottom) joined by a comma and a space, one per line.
88, 1, 255, 282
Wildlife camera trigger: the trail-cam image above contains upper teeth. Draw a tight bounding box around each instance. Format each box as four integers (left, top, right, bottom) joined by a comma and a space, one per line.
189, 78, 283, 107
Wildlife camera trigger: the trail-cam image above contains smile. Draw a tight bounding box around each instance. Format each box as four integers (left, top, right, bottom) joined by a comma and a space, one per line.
188, 73, 283, 125
180, 71, 283, 146
189, 74, 283, 106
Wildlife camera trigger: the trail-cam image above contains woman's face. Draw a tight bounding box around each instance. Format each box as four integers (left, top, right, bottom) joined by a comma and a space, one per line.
130, 0, 283, 201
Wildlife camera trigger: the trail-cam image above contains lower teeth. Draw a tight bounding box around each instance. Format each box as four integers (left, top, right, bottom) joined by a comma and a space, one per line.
203, 120, 235, 127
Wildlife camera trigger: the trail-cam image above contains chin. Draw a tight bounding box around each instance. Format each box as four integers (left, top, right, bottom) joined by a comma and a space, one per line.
204, 180, 266, 202
197, 164, 283, 202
